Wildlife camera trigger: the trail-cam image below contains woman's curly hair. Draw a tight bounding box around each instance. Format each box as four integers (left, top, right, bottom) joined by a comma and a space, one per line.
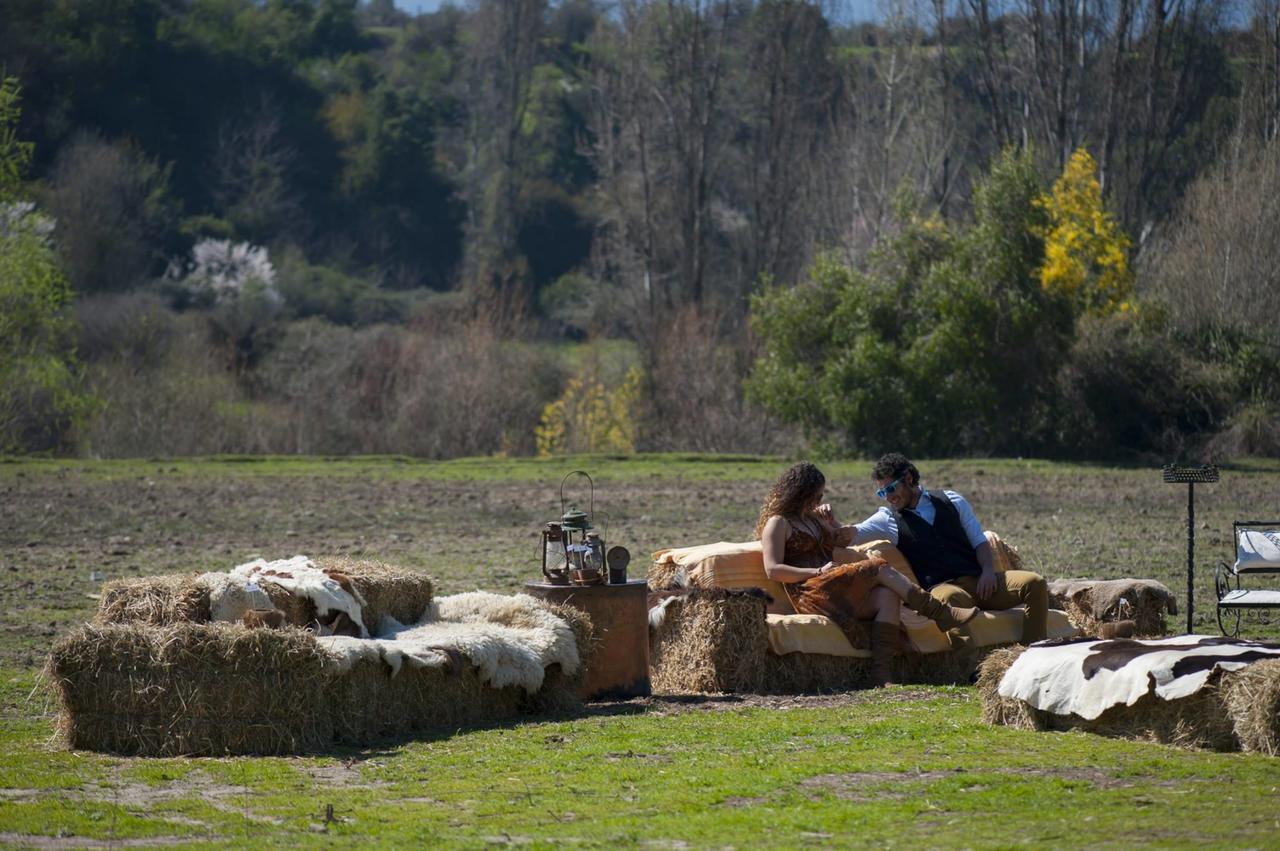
754, 462, 826, 538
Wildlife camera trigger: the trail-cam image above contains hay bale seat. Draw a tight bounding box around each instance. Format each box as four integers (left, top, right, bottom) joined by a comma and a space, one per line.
97, 557, 435, 631
977, 647, 1280, 754
1047, 578, 1177, 638
649, 590, 993, 694
648, 535, 1077, 694
49, 564, 593, 756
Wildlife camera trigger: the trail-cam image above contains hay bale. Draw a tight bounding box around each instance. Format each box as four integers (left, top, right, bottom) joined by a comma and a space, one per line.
646, 560, 686, 591
976, 647, 1043, 730
649, 590, 773, 694
977, 646, 1255, 752
96, 574, 210, 626
649, 591, 991, 694
46, 622, 333, 756
49, 608, 588, 755
1223, 658, 1280, 756
313, 557, 434, 628
95, 560, 434, 632
1047, 579, 1175, 638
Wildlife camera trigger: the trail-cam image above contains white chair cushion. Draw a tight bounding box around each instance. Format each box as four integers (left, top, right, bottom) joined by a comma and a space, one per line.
1235, 528, 1280, 573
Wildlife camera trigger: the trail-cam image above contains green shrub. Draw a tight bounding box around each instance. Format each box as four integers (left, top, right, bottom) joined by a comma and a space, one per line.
747, 148, 1071, 455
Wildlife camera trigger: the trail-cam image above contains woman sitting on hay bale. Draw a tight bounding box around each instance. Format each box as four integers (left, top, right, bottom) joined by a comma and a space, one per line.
757, 462, 979, 686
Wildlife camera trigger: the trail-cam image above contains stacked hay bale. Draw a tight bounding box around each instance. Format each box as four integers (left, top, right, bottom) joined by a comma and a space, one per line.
48, 623, 333, 756
96, 557, 434, 631
976, 648, 1280, 753
48, 565, 589, 756
648, 589, 990, 694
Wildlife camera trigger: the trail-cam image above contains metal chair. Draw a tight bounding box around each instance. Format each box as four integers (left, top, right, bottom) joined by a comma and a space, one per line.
1216, 521, 1280, 636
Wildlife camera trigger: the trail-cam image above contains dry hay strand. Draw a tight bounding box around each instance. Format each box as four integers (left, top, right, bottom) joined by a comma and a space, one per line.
325, 662, 532, 743
46, 622, 332, 756
755, 652, 869, 694
312, 557, 434, 628
1222, 658, 1280, 756
649, 590, 772, 694
977, 646, 1240, 751
646, 561, 686, 591
976, 646, 1043, 730
95, 574, 210, 626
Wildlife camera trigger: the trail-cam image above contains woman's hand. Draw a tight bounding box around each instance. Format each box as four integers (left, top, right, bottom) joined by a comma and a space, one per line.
814, 503, 840, 531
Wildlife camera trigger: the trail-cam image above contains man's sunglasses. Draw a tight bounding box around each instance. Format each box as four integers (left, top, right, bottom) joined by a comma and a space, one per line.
875, 478, 904, 500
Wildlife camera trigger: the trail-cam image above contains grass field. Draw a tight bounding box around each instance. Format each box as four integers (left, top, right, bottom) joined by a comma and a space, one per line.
2, 455, 1280, 847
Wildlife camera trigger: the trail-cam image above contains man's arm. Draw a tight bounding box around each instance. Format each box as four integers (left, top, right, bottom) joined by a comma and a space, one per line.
849, 507, 898, 546
947, 491, 998, 599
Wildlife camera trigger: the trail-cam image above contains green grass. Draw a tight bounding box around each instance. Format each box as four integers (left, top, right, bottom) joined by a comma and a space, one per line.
4, 665, 1279, 846
2, 455, 1280, 846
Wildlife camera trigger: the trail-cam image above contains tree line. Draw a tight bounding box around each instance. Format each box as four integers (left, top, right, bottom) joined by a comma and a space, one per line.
1, 0, 1277, 459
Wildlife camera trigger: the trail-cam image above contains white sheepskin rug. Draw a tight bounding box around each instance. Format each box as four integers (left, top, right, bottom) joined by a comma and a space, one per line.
199, 555, 369, 637
998, 635, 1280, 720
317, 591, 580, 694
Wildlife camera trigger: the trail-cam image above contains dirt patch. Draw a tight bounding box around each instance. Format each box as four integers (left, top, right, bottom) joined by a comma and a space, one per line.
4, 462, 1279, 672
798, 765, 1180, 802
0, 834, 191, 849
586, 687, 948, 718
303, 762, 389, 789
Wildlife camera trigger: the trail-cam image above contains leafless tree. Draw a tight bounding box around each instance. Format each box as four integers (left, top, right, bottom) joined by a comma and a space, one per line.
461, 0, 547, 292
211, 97, 302, 242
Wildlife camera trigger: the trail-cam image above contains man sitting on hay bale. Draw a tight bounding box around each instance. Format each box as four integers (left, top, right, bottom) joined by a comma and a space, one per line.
844, 453, 1049, 646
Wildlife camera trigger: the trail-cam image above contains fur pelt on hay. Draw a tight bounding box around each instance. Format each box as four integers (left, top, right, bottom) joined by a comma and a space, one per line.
1047, 578, 1176, 638
977, 646, 1280, 753
319, 592, 581, 693
648, 588, 989, 694
95, 558, 434, 632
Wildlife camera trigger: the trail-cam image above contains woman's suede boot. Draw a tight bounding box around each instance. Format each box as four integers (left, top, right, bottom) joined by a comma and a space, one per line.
870, 622, 900, 686
905, 586, 980, 631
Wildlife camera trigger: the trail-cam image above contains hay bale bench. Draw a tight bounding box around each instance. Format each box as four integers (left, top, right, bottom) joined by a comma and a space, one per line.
647, 535, 1079, 694
977, 638, 1280, 754
1047, 578, 1177, 638
46, 559, 591, 756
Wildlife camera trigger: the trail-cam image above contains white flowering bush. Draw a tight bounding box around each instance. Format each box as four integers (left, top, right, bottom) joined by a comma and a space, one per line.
0, 201, 55, 242
167, 238, 281, 306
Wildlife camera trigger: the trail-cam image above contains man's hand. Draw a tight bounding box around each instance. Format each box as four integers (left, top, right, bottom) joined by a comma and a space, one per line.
976, 567, 998, 601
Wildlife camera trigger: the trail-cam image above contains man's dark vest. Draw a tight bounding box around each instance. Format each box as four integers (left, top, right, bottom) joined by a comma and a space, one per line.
893, 493, 981, 589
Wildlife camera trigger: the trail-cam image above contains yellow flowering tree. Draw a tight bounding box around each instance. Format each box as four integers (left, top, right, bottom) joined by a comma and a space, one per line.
1034, 148, 1134, 314
535, 366, 642, 456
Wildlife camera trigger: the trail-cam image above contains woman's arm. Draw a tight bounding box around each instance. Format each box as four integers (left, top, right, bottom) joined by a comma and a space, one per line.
761, 515, 830, 583
814, 503, 855, 547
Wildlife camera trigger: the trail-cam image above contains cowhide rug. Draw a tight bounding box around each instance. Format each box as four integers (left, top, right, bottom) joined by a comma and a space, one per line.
998, 635, 1280, 720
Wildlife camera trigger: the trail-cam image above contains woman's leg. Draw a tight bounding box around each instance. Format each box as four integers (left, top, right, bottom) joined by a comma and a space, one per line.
859, 586, 901, 686
853, 585, 901, 625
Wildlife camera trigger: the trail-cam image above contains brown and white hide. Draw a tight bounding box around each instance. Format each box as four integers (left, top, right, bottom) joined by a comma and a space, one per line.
998, 635, 1280, 720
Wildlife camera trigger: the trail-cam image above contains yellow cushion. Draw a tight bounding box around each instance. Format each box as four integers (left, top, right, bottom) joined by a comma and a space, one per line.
763, 606, 1078, 659
652, 541, 792, 613
766, 613, 870, 658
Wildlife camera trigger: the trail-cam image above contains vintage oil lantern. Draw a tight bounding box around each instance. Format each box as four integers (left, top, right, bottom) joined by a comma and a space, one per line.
539, 471, 629, 586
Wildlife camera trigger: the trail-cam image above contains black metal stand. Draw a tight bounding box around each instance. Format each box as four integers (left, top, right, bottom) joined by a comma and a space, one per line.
1162, 464, 1219, 634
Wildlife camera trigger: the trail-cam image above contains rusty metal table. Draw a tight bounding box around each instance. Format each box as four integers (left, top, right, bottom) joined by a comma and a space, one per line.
524, 579, 650, 700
